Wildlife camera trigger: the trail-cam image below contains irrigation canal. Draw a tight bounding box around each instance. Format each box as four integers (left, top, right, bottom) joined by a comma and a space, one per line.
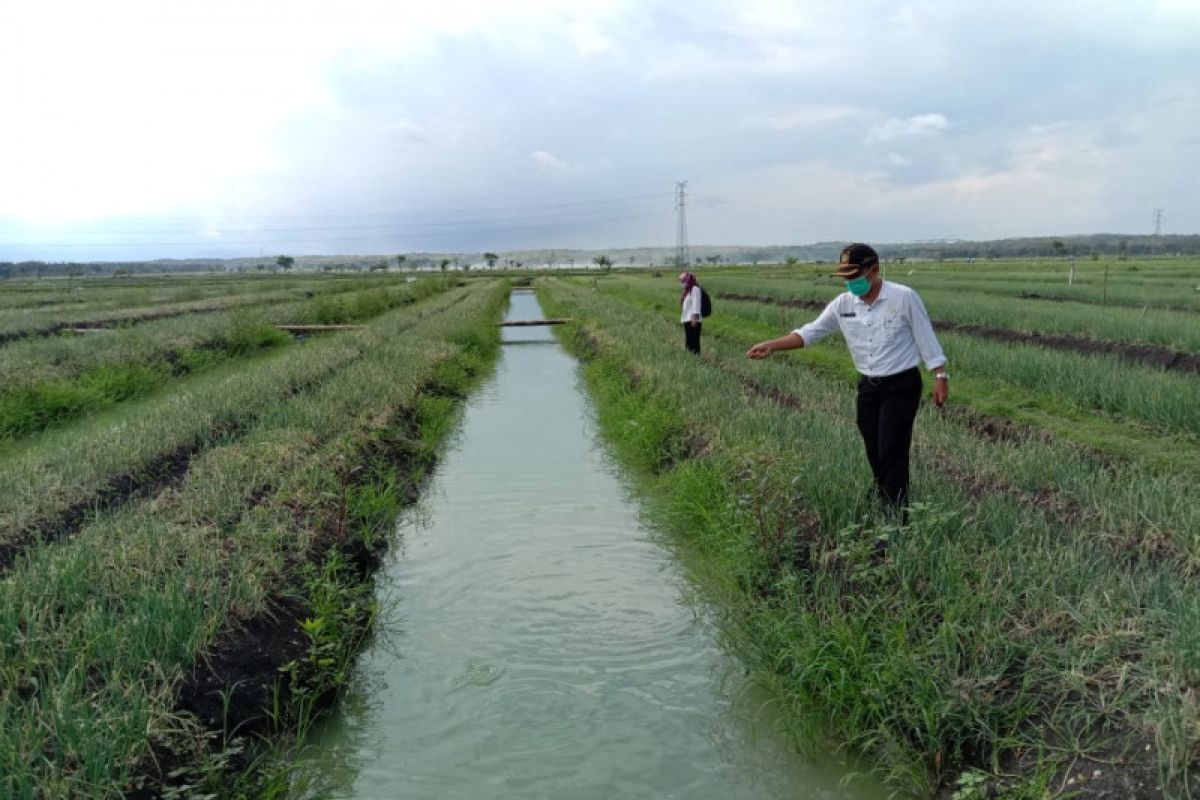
298, 290, 885, 799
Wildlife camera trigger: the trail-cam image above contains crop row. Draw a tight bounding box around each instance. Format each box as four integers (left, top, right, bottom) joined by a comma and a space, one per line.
698, 271, 1200, 352
0, 280, 507, 797
0, 279, 448, 444
858, 257, 1200, 312
0, 283, 476, 562
0, 274, 409, 342
0, 273, 329, 313
538, 276, 1198, 796
606, 276, 1200, 451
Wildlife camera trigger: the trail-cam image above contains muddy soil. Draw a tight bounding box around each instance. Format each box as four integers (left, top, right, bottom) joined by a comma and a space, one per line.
125, 383, 456, 797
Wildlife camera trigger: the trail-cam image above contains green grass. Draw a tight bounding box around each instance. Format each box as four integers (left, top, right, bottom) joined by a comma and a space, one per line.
0, 280, 508, 797
538, 276, 1199, 797
603, 276, 1200, 477
0, 284, 469, 550
0, 281, 443, 445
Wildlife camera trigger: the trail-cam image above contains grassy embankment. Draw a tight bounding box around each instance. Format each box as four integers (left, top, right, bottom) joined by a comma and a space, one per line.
538, 275, 1198, 798
0, 280, 507, 797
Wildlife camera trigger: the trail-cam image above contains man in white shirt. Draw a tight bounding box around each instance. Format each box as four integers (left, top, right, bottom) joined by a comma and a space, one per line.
679, 271, 703, 354
745, 244, 948, 516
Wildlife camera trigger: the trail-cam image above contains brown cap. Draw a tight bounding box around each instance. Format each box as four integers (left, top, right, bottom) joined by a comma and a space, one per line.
831, 243, 879, 277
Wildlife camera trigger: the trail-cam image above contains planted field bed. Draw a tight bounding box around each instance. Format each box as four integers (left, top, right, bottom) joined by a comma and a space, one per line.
0, 277, 507, 797
700, 265, 1200, 353
538, 275, 1199, 797
885, 256, 1200, 313
0, 273, 331, 314
0, 278, 449, 444
0, 273, 409, 344
618, 274, 1200, 477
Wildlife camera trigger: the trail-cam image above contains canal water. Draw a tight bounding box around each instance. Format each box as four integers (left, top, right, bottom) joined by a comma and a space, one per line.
299, 291, 884, 799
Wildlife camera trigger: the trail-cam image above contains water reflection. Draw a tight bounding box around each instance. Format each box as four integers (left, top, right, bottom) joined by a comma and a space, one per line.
298, 292, 885, 800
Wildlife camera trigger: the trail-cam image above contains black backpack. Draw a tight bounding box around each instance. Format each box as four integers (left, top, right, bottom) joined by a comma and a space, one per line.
700, 287, 713, 318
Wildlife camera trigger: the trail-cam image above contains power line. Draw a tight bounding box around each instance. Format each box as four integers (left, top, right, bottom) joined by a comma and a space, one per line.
0, 192, 675, 251
0, 207, 661, 251
0, 192, 675, 235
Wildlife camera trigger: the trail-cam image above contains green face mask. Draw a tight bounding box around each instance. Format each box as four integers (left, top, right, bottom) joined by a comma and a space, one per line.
845, 275, 871, 296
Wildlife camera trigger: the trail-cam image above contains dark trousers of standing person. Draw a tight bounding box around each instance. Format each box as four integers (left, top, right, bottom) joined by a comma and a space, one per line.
683, 322, 701, 354
856, 367, 922, 516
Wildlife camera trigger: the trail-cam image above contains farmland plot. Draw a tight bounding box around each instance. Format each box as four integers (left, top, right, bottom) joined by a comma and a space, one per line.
0, 276, 507, 797
537, 274, 1199, 797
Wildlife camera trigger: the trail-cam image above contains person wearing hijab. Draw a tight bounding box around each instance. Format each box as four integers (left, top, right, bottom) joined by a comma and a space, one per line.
679, 271, 703, 354
745, 244, 947, 517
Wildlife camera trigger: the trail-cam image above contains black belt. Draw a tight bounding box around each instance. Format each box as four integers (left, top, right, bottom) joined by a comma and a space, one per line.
859, 366, 919, 387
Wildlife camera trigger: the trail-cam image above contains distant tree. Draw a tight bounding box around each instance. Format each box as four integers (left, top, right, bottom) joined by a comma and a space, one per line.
1117, 240, 1129, 261
439, 258, 451, 274
369, 260, 388, 272
1051, 240, 1065, 258
395, 255, 407, 270
276, 255, 295, 271
784, 256, 799, 268
593, 255, 613, 271
484, 252, 499, 269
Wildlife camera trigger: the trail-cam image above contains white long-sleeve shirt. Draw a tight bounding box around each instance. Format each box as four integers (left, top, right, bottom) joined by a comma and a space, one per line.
793, 281, 946, 378
680, 285, 702, 323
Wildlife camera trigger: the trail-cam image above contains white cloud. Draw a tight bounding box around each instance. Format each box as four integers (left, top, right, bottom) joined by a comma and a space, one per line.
0, 0, 1195, 256
756, 106, 865, 130
532, 150, 570, 170
866, 113, 949, 143
571, 20, 617, 56
386, 120, 431, 144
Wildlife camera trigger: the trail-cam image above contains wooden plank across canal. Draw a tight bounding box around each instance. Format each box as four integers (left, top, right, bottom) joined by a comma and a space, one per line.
497, 318, 571, 327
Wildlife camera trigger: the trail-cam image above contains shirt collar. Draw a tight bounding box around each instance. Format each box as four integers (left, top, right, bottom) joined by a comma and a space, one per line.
851, 279, 891, 307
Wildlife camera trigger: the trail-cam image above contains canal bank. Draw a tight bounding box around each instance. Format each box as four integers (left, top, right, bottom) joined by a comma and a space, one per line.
297, 291, 884, 799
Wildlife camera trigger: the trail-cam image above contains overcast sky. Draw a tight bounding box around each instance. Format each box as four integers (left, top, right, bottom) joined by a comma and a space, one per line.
1, 0, 1197, 260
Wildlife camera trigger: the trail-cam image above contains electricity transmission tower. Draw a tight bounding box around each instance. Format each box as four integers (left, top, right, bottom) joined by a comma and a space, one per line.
1153, 208, 1164, 236
674, 181, 690, 269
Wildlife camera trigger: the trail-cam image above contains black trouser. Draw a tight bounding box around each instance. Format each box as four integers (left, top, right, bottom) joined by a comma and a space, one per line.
856, 367, 922, 512
683, 322, 702, 354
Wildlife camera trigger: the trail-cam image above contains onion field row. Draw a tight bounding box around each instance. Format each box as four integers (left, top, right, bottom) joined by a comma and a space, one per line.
0, 278, 507, 796
536, 276, 1198, 796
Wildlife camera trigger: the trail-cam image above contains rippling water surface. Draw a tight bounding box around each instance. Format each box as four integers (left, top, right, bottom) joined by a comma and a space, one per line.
299, 291, 885, 800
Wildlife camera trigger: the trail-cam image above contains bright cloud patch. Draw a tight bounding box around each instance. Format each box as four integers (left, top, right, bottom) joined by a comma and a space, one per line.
758, 105, 864, 130
532, 150, 570, 170
867, 113, 949, 143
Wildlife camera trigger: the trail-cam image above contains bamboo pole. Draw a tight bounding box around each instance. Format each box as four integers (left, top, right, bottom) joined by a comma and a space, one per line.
275, 325, 367, 332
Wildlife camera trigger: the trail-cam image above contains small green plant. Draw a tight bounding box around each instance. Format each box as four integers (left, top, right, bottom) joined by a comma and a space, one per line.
951, 768, 990, 799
